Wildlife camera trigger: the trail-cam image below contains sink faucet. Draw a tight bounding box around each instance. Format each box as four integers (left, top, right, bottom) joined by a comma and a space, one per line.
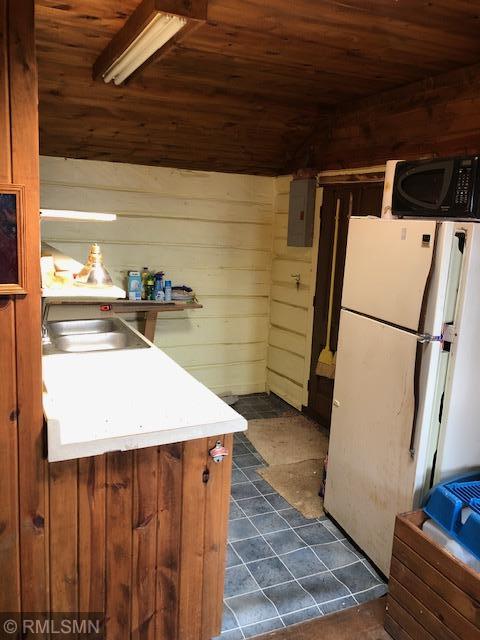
42, 300, 51, 344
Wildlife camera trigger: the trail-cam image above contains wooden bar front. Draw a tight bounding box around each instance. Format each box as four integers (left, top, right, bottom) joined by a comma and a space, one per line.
50, 435, 233, 639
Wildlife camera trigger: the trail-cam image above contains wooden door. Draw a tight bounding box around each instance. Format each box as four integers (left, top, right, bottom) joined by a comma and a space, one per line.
306, 182, 383, 427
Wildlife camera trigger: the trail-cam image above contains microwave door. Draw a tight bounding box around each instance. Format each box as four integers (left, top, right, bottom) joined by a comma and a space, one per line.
397, 161, 454, 211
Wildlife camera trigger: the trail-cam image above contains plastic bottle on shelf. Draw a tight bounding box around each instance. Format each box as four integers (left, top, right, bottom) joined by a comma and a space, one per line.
154, 272, 164, 300
141, 266, 150, 300
145, 273, 155, 300
164, 279, 172, 302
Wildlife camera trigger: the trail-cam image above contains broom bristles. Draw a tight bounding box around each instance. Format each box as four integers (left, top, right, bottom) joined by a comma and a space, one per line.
315, 348, 336, 379
316, 361, 336, 379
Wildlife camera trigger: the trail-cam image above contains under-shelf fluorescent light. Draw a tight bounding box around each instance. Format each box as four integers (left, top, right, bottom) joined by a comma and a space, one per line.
102, 13, 187, 86
40, 209, 117, 222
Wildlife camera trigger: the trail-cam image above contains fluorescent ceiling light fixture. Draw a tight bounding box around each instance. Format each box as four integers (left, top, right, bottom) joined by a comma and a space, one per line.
40, 209, 117, 222
102, 13, 187, 86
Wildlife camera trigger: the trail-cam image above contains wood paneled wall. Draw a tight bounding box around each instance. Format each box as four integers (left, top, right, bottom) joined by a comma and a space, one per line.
0, 0, 46, 622
304, 61, 480, 171
40, 156, 274, 396
266, 176, 319, 409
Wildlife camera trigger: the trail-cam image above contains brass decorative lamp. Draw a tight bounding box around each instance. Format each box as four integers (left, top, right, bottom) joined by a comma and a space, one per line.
75, 243, 113, 287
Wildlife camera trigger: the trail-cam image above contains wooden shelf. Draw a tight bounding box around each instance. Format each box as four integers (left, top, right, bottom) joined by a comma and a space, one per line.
112, 301, 202, 313
44, 298, 201, 310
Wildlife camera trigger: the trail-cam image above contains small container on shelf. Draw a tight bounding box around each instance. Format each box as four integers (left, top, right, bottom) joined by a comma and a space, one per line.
127, 271, 142, 301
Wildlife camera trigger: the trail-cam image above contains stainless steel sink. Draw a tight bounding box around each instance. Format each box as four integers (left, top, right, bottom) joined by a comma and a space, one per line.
43, 317, 150, 354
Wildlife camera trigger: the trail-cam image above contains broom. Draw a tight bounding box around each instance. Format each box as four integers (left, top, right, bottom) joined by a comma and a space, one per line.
316, 198, 340, 379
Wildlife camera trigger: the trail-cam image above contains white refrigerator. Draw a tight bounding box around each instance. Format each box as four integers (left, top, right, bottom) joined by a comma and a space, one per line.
324, 217, 480, 575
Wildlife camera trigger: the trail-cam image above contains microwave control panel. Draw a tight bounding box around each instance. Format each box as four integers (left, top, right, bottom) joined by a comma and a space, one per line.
455, 165, 472, 207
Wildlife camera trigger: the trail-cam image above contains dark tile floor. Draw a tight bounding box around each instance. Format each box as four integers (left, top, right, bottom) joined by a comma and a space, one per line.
217, 394, 388, 640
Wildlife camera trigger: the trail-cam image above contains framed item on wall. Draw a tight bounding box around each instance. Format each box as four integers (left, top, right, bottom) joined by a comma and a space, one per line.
0, 184, 26, 295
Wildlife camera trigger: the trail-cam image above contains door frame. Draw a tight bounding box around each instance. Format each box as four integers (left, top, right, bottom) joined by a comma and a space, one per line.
301, 166, 386, 411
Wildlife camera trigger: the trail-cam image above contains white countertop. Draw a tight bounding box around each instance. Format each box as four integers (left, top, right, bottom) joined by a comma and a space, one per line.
43, 324, 247, 462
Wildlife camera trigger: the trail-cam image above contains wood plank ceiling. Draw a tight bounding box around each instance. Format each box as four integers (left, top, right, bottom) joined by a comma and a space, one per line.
36, 0, 480, 175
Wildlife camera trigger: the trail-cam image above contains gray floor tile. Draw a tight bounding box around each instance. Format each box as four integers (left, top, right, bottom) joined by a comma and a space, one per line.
243, 618, 283, 638
237, 496, 273, 517
224, 565, 259, 598
232, 536, 274, 563
234, 453, 263, 468
231, 469, 248, 485
321, 595, 357, 615
227, 591, 278, 627
229, 501, 244, 521
333, 561, 381, 594
228, 518, 258, 542
295, 523, 336, 546
221, 605, 239, 632
280, 547, 327, 578
233, 442, 252, 460
252, 479, 274, 495
280, 508, 318, 528
299, 573, 350, 604
264, 493, 291, 510
233, 443, 251, 457
281, 606, 322, 626
361, 559, 384, 582
264, 530, 307, 555
312, 541, 358, 570
354, 583, 388, 603
226, 544, 242, 568
343, 539, 364, 558
264, 581, 316, 615
223, 395, 386, 637
231, 482, 262, 500
248, 557, 292, 588
249, 512, 289, 534
322, 520, 345, 540
242, 468, 263, 481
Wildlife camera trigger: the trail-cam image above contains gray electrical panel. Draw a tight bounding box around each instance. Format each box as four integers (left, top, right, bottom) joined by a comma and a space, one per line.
287, 177, 316, 247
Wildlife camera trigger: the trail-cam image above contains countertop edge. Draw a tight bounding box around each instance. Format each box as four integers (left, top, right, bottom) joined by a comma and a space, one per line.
46, 413, 247, 462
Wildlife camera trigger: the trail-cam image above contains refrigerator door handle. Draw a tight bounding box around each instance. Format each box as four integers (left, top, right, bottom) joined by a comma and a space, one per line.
416, 333, 443, 344
409, 332, 442, 458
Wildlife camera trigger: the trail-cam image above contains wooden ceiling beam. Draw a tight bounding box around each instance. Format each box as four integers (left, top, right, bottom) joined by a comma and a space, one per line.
92, 0, 207, 84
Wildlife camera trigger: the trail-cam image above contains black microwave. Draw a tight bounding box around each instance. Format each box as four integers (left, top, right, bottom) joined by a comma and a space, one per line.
392, 156, 480, 218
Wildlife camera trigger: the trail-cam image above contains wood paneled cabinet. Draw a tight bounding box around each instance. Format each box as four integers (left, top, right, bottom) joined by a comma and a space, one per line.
49, 435, 233, 640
